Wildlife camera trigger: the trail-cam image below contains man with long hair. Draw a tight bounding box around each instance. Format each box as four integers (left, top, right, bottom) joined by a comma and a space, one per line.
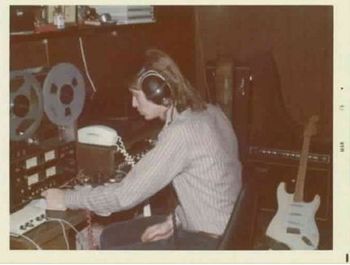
43, 49, 242, 250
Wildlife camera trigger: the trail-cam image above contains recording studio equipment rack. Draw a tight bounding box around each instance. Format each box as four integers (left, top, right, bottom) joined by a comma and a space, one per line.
10, 63, 86, 213
10, 140, 77, 213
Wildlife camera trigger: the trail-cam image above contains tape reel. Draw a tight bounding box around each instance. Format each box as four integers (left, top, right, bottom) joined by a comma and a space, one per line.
10, 72, 43, 141
43, 63, 85, 126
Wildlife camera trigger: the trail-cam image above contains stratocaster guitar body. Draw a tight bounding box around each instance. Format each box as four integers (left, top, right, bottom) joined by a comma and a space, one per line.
266, 182, 320, 250
266, 115, 321, 250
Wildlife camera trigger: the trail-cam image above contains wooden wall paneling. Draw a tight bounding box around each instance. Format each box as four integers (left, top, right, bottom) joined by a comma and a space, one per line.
10, 41, 48, 71
46, 36, 85, 78
152, 6, 196, 84
195, 6, 332, 142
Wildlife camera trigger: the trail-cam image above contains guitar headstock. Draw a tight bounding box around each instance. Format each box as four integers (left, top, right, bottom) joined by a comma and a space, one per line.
304, 115, 319, 137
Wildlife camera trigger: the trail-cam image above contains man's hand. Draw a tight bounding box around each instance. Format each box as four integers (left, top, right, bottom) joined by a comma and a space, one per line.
41, 188, 67, 211
141, 215, 174, 242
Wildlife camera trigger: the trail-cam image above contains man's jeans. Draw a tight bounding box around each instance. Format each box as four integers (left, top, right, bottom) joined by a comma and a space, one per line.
99, 215, 220, 250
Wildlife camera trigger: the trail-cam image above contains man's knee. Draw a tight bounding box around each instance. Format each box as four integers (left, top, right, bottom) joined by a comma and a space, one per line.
99, 215, 167, 249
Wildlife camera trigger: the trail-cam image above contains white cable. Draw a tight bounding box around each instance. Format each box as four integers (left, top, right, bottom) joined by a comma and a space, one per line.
10, 232, 42, 250
113, 138, 152, 217
45, 219, 69, 250
47, 217, 80, 234
59, 220, 69, 250
79, 37, 97, 93
115, 169, 128, 176
114, 137, 136, 167
43, 38, 50, 67
46, 217, 83, 249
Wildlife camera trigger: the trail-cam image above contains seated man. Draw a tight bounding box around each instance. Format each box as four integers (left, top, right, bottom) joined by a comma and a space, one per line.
42, 48, 242, 250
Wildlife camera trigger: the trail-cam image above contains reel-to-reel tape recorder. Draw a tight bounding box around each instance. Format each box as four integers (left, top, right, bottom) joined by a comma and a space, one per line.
10, 63, 86, 213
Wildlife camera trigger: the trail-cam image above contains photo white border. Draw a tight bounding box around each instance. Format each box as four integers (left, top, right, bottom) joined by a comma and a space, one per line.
1, 0, 349, 263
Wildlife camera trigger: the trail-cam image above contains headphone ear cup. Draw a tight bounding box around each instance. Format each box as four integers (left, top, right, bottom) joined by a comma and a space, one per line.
140, 71, 171, 105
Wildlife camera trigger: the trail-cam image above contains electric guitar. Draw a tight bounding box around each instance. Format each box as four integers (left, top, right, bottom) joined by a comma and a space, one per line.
266, 115, 320, 250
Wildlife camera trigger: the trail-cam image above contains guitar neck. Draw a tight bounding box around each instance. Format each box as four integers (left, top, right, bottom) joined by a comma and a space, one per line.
294, 133, 311, 202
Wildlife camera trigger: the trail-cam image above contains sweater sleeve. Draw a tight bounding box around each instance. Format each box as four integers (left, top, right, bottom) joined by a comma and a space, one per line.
64, 124, 187, 215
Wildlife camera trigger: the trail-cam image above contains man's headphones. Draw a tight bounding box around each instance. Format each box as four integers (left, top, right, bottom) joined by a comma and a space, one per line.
137, 69, 172, 106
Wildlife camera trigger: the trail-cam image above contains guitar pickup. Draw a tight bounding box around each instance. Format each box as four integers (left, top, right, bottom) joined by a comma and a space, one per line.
286, 227, 301, 234
291, 203, 303, 208
290, 212, 302, 216
287, 220, 301, 226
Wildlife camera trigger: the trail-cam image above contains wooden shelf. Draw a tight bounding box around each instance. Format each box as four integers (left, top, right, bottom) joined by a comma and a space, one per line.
10, 22, 155, 43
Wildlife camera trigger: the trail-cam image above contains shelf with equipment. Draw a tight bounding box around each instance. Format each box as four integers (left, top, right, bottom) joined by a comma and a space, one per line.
10, 22, 156, 43
10, 5, 158, 43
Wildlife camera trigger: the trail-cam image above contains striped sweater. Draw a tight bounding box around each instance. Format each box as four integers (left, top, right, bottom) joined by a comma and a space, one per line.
65, 104, 242, 235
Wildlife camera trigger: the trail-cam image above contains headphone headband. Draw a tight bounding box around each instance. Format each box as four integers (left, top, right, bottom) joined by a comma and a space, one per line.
137, 68, 172, 106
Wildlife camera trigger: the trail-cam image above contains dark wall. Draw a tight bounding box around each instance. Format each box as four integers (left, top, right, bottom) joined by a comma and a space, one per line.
12, 6, 333, 143
10, 6, 195, 124
195, 6, 333, 144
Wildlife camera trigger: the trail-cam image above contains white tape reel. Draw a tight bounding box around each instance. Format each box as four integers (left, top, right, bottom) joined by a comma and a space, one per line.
10, 72, 43, 141
43, 63, 85, 126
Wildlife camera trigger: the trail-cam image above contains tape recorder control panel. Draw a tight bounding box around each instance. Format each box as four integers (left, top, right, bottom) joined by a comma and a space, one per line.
10, 141, 77, 212
10, 62, 86, 213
